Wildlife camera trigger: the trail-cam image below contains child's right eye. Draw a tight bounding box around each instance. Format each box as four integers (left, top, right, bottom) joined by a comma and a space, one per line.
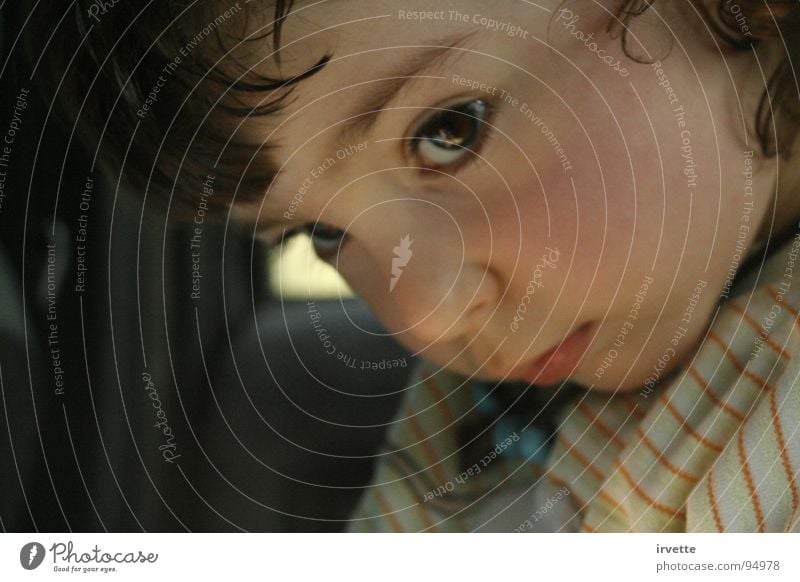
409, 98, 494, 171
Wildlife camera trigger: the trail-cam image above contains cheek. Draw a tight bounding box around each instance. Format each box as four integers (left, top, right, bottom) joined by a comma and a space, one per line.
491, 99, 681, 322
495, 129, 633, 299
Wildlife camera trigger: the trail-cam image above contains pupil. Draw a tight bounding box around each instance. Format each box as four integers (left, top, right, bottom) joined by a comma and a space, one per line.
424, 103, 482, 150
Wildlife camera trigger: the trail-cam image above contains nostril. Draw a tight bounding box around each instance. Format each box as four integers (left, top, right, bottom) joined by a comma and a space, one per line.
468, 265, 503, 315
407, 311, 460, 347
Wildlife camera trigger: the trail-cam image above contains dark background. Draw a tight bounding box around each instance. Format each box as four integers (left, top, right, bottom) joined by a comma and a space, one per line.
0, 3, 412, 532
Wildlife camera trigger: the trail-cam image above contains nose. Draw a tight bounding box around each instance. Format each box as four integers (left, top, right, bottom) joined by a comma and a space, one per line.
380, 237, 502, 349
339, 193, 503, 364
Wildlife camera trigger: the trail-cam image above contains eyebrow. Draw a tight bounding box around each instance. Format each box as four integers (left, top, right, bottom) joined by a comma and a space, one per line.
257, 32, 478, 237
335, 31, 478, 145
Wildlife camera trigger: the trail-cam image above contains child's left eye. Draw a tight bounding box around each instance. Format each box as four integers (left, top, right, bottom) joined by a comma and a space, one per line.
410, 98, 493, 170
268, 221, 347, 261
301, 222, 347, 259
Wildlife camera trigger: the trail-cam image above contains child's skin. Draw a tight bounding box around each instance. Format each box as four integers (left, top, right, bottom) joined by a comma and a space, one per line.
239, 0, 800, 390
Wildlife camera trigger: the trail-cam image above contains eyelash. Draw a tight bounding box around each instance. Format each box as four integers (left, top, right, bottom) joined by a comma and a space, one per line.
268, 223, 345, 262
407, 97, 497, 172
271, 97, 498, 258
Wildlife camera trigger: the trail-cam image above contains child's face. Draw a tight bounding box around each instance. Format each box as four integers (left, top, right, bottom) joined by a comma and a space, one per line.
247, 0, 782, 390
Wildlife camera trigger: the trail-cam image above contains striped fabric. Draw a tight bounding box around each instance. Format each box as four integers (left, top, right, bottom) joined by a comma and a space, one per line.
347, 232, 800, 532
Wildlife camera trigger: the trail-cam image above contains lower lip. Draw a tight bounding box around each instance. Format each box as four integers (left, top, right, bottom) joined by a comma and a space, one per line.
518, 322, 595, 385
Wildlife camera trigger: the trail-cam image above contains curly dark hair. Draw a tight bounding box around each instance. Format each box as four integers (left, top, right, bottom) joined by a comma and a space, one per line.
610, 0, 800, 157
22, 0, 800, 220
24, 0, 326, 218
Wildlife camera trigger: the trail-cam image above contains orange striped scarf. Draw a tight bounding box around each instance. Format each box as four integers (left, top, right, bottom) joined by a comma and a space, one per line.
347, 233, 800, 532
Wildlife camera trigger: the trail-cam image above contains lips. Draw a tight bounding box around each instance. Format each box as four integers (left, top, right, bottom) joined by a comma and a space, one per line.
515, 321, 596, 385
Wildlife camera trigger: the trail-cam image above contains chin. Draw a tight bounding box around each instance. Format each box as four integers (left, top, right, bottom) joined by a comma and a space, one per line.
578, 355, 684, 393
586, 374, 652, 393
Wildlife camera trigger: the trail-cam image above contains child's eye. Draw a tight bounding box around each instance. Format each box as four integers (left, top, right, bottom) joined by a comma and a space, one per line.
410, 99, 493, 170
268, 221, 348, 260
300, 221, 348, 259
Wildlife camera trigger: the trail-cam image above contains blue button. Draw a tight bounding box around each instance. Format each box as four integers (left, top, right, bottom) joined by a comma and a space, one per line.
471, 381, 552, 463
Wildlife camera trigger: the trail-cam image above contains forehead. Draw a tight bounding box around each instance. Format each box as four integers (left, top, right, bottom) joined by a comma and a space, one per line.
272, 0, 558, 88
243, 0, 558, 220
